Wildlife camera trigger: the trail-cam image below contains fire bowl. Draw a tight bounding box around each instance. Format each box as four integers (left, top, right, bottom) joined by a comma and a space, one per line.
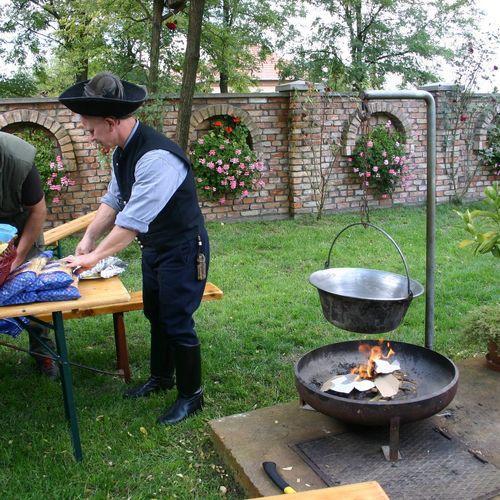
309, 268, 424, 334
295, 340, 458, 426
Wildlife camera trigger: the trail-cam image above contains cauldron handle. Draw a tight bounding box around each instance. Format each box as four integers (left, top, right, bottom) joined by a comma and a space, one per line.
325, 222, 412, 296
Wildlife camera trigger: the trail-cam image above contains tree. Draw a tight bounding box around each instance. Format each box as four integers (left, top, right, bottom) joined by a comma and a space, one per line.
176, 0, 205, 150
200, 0, 297, 92
281, 0, 479, 91
0, 0, 107, 85
0, 0, 186, 94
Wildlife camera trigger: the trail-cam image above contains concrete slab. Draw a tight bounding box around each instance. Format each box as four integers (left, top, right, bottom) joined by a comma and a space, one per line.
208, 357, 499, 498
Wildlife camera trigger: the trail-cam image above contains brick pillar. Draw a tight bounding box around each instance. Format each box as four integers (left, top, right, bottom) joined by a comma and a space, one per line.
276, 81, 323, 218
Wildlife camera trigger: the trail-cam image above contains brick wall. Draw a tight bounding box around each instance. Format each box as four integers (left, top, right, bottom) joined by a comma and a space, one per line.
0, 85, 497, 228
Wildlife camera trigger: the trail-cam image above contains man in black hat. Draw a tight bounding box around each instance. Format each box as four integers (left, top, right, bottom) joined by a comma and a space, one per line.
59, 72, 209, 425
0, 131, 58, 379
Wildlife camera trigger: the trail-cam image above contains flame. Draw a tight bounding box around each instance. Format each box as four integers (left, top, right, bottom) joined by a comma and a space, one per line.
351, 340, 395, 380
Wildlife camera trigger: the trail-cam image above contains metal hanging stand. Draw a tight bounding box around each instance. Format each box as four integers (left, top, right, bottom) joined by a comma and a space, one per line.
360, 90, 436, 350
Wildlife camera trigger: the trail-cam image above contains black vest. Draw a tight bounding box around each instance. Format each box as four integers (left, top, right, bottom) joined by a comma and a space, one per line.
113, 122, 204, 249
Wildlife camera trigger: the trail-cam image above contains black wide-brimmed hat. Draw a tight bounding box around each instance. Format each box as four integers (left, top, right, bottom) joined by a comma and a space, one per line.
59, 73, 147, 118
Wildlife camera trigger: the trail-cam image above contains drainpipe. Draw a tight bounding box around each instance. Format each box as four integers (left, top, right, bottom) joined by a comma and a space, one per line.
360, 90, 436, 350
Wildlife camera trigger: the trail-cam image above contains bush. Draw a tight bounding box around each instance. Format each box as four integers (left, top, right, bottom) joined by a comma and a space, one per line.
350, 121, 409, 197
461, 303, 500, 349
479, 122, 500, 176
190, 116, 265, 203
13, 127, 73, 204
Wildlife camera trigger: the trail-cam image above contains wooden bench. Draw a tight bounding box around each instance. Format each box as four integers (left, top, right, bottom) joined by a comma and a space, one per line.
42, 211, 97, 257
37, 282, 223, 382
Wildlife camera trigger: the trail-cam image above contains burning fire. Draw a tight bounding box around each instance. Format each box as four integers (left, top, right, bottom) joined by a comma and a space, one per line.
351, 340, 395, 380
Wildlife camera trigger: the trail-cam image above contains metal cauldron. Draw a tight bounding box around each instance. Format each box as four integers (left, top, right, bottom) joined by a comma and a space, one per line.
310, 223, 424, 334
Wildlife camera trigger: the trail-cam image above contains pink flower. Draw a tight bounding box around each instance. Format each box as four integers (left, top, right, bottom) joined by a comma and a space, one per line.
219, 197, 226, 204
219, 145, 225, 150
52, 197, 60, 204
239, 163, 246, 169
348, 157, 353, 162
257, 179, 265, 187
235, 149, 242, 155
239, 181, 245, 187
217, 159, 223, 165
382, 151, 387, 158
223, 164, 229, 171
353, 167, 359, 173
359, 152, 364, 158
372, 166, 379, 172
241, 190, 249, 197
221, 180, 228, 186
385, 120, 392, 128
365, 172, 371, 177
56, 155, 61, 162
198, 139, 205, 145
230, 158, 239, 163
208, 150, 216, 156
366, 141, 373, 148
216, 166, 224, 173
394, 156, 400, 164
199, 158, 206, 165
230, 181, 237, 190
381, 194, 388, 199
207, 162, 215, 169
383, 160, 389, 165
388, 169, 396, 175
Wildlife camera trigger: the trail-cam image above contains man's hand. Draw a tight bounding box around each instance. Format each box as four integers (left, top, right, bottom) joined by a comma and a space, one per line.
75, 234, 96, 255
10, 255, 24, 273
64, 252, 100, 272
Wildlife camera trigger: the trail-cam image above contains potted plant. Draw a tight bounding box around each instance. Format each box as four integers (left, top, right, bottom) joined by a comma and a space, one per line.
456, 182, 499, 369
461, 304, 500, 371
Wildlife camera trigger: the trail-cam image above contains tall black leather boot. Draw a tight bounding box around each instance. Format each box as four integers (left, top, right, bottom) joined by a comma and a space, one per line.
157, 344, 203, 425
124, 343, 175, 398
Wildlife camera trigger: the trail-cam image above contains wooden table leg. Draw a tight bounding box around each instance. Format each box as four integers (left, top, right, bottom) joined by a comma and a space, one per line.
52, 311, 83, 462
113, 312, 131, 383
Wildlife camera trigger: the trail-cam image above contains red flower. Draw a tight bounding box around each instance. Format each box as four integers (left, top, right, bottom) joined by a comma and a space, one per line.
232, 117, 241, 124
166, 20, 177, 31
460, 114, 468, 122
225, 126, 233, 133
213, 121, 223, 127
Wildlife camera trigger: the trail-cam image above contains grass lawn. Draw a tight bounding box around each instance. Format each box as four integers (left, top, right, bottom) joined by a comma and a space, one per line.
0, 203, 497, 498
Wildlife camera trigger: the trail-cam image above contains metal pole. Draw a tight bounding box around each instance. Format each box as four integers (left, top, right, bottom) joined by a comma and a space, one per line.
360, 90, 436, 349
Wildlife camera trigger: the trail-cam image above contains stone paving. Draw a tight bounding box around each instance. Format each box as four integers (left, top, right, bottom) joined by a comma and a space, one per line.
209, 357, 499, 497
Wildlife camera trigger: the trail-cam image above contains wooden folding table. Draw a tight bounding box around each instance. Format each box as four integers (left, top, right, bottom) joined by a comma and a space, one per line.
0, 276, 130, 461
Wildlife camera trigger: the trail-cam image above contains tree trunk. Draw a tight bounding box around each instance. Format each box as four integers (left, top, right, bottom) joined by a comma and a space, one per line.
176, 0, 206, 151
75, 59, 89, 83
218, 0, 230, 92
219, 72, 229, 93
149, 0, 164, 94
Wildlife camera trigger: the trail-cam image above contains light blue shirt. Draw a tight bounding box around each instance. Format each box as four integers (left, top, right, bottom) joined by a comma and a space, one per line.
101, 122, 188, 234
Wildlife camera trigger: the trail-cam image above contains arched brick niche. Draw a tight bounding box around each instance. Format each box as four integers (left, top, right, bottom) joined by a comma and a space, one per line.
474, 108, 498, 151
341, 102, 412, 156
0, 109, 77, 171
189, 104, 263, 154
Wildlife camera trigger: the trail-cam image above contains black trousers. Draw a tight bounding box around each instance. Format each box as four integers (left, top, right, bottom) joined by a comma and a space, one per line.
141, 228, 209, 378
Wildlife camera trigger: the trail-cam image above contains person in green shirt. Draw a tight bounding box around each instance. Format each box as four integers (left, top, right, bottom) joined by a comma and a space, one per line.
0, 131, 58, 379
